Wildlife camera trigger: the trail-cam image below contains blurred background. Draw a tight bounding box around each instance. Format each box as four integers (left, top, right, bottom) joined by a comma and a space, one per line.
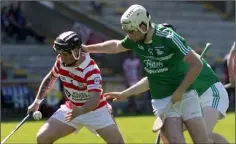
1, 0, 235, 120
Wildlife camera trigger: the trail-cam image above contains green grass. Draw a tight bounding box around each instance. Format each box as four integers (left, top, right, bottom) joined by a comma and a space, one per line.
1, 113, 235, 143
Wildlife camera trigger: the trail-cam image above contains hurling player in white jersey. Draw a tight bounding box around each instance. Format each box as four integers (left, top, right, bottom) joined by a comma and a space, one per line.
27, 31, 124, 144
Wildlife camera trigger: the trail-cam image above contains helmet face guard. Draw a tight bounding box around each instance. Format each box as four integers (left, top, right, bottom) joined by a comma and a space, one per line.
121, 4, 151, 34
121, 18, 151, 34
121, 23, 138, 32
53, 31, 82, 60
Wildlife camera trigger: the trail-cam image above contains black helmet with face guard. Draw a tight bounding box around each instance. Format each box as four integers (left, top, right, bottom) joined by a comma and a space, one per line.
53, 31, 82, 60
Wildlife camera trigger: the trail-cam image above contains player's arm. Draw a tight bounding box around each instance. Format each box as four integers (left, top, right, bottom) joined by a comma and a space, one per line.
178, 51, 203, 92
79, 64, 104, 114
168, 31, 203, 93
34, 59, 60, 104
227, 41, 236, 84
83, 40, 129, 54
105, 77, 149, 101
122, 77, 149, 98
81, 92, 101, 114
34, 71, 58, 103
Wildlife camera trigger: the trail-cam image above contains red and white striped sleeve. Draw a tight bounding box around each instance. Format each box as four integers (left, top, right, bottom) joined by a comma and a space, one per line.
83, 60, 102, 93
51, 55, 61, 78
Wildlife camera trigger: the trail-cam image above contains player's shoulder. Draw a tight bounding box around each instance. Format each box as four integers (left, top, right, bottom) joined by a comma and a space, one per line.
55, 54, 61, 61
155, 23, 185, 43
54, 54, 62, 66
155, 24, 174, 39
83, 58, 101, 78
82, 53, 100, 71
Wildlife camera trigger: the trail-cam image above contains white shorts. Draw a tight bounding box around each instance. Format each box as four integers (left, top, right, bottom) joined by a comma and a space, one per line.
51, 105, 115, 135
199, 82, 229, 118
152, 90, 202, 121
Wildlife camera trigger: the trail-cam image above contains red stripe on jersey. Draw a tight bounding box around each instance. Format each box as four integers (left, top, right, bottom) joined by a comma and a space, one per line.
87, 80, 102, 85
62, 81, 87, 91
85, 69, 100, 80
88, 59, 96, 66
59, 68, 85, 83
88, 89, 102, 93
84, 59, 100, 77
65, 100, 84, 107
65, 99, 107, 110
75, 67, 83, 72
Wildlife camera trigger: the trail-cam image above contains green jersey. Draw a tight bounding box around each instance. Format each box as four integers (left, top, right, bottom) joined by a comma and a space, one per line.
193, 59, 219, 96
121, 23, 195, 99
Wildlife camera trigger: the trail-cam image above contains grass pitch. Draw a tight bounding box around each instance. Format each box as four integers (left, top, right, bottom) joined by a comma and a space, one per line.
1, 113, 235, 143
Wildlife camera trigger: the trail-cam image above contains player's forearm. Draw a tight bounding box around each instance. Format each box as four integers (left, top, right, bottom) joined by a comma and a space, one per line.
122, 77, 149, 98
177, 60, 203, 93
85, 40, 121, 54
81, 93, 100, 113
34, 73, 57, 102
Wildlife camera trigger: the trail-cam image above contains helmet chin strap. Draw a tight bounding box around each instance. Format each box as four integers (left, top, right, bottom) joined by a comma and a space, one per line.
72, 48, 81, 60
142, 33, 148, 43
139, 23, 150, 43
138, 24, 149, 34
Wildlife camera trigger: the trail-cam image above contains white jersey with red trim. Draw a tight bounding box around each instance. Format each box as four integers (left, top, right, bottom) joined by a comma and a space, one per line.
51, 53, 107, 109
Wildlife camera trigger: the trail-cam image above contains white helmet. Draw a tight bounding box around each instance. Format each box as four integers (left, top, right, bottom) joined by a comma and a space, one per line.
121, 4, 151, 34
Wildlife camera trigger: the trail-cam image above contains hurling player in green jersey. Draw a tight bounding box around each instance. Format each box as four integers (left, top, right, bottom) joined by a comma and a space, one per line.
83, 4, 211, 143
157, 25, 229, 144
